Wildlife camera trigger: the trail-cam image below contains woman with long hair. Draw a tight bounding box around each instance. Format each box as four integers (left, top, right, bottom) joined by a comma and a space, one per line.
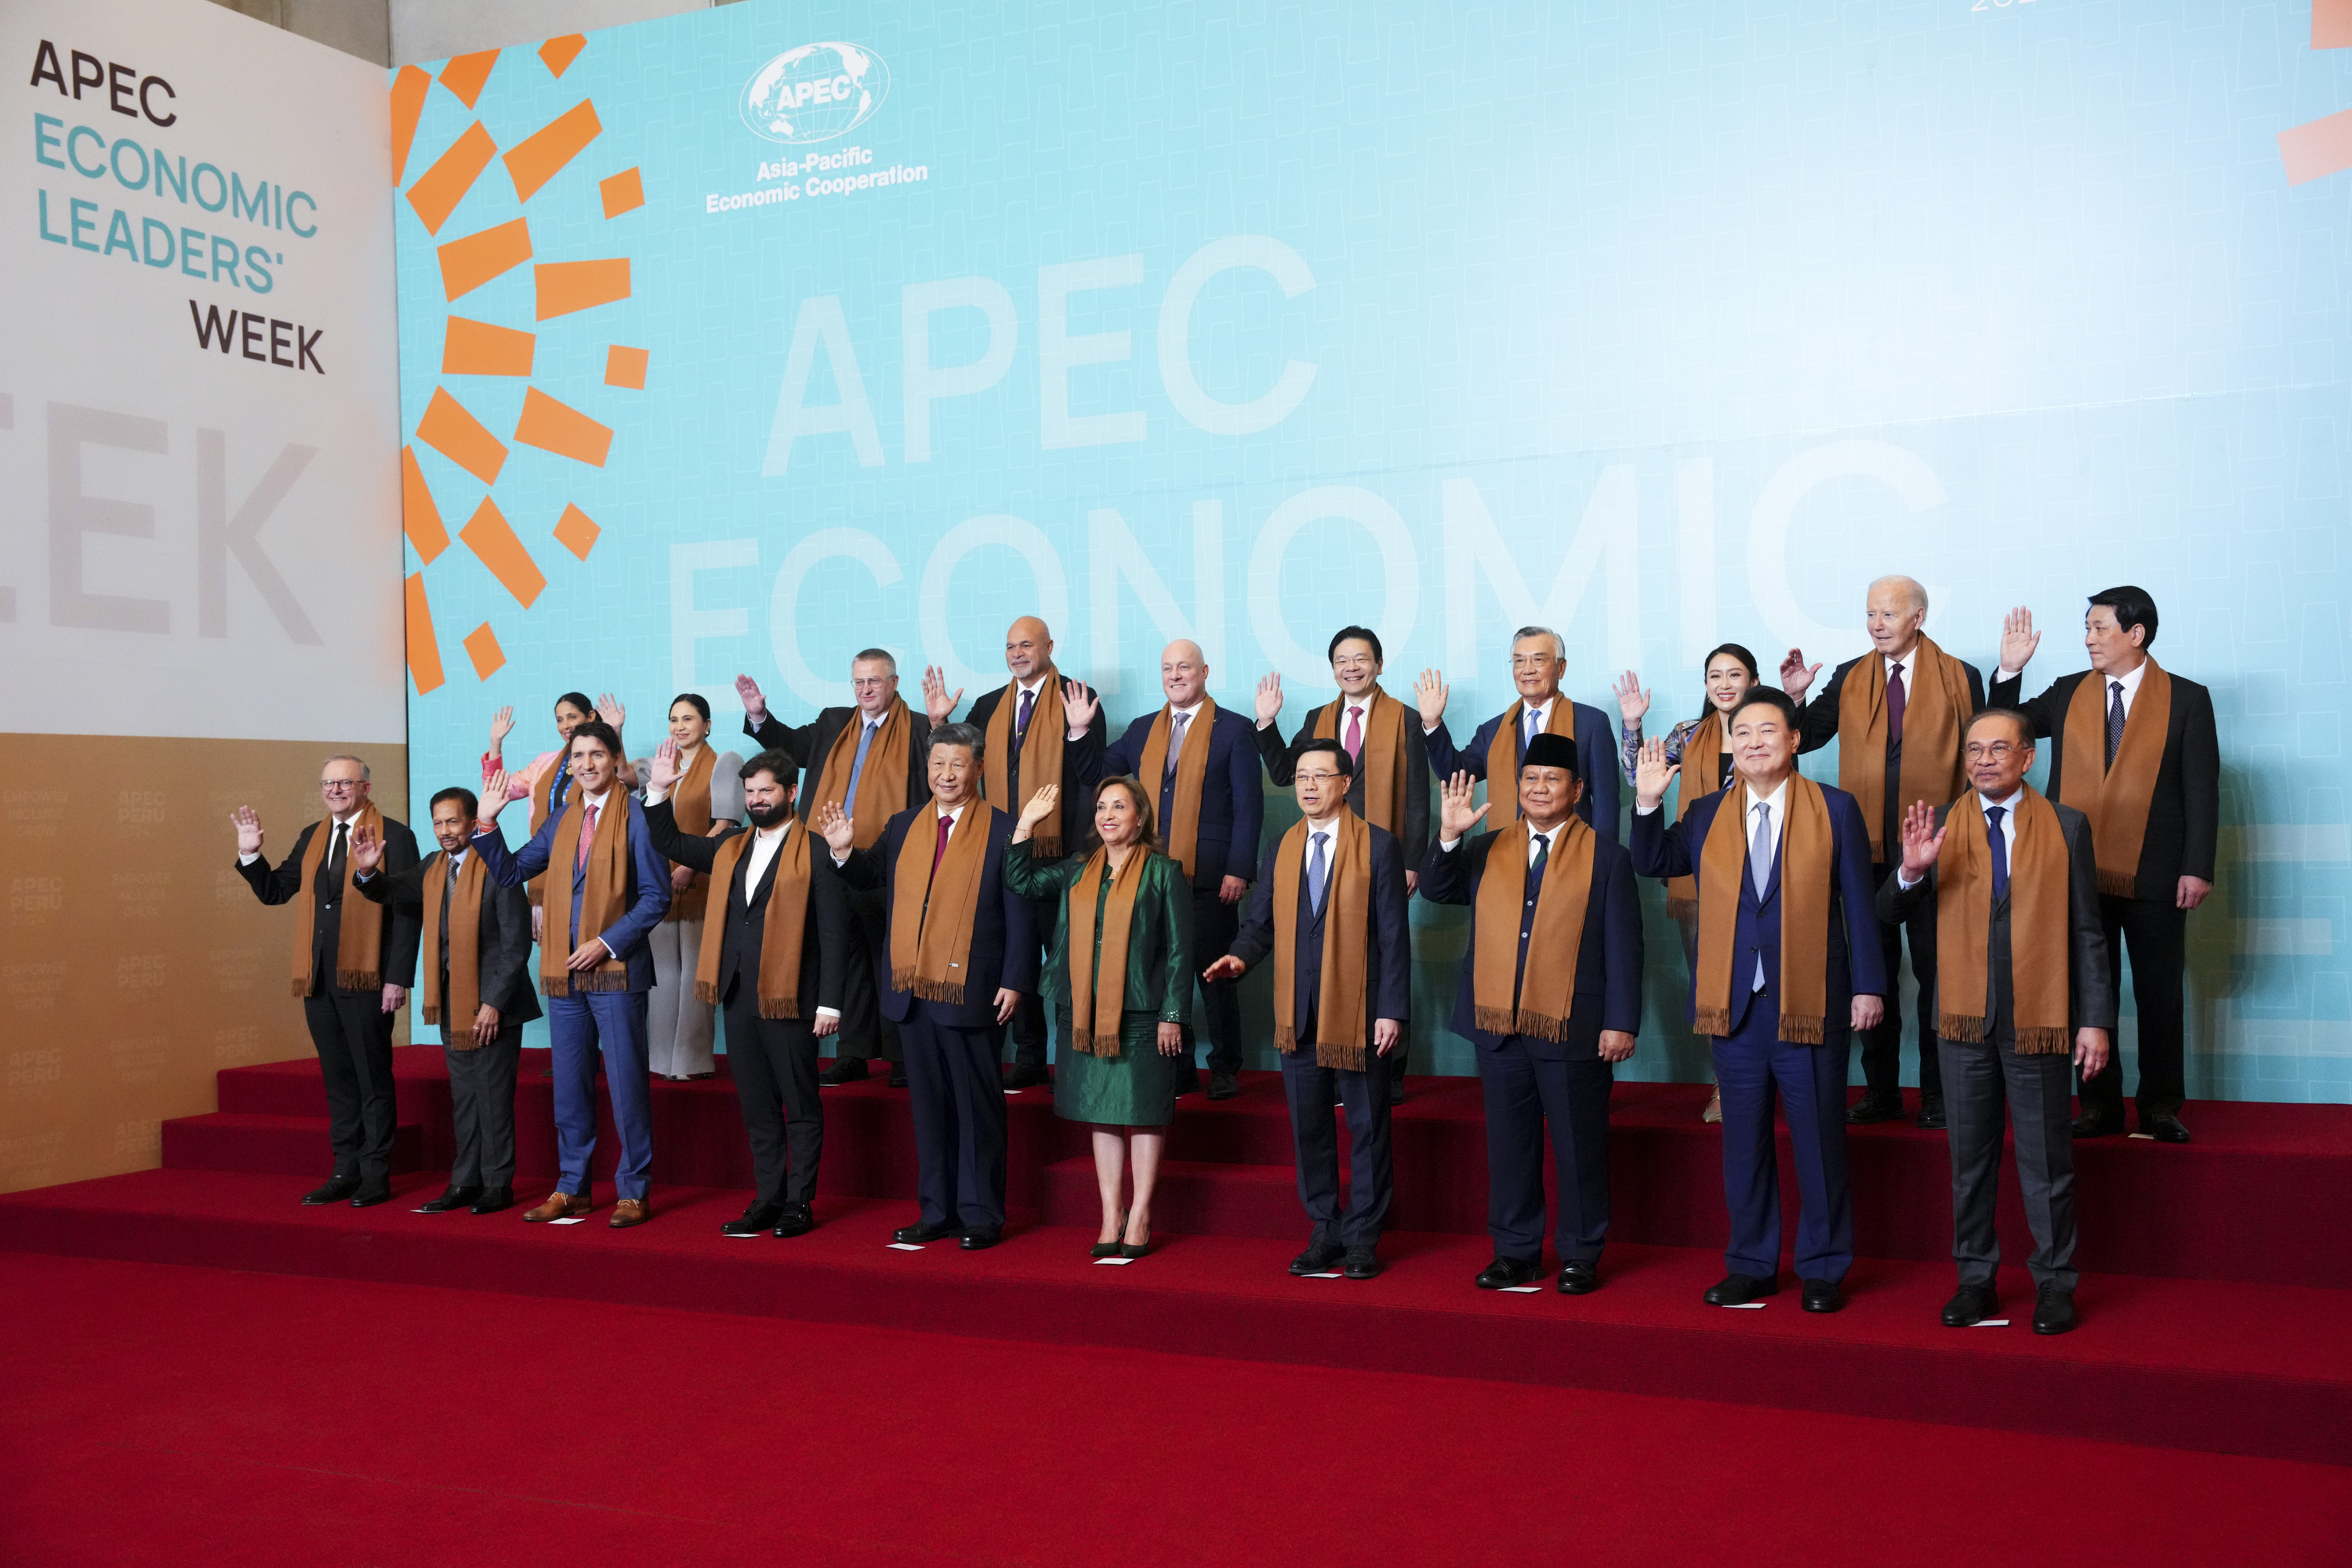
633, 694, 743, 1080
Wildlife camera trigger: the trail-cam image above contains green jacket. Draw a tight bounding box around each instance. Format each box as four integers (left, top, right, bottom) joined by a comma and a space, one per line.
1004, 842, 1193, 1025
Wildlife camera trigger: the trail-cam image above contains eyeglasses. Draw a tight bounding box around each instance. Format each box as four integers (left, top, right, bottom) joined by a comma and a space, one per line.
1963, 742, 2021, 760
319, 779, 364, 792
1294, 770, 1344, 783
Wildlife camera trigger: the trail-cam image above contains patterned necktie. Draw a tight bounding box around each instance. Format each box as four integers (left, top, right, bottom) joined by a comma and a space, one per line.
1886, 661, 1907, 743
1014, 687, 1035, 742
1342, 705, 1363, 761
1986, 805, 2009, 901
2105, 680, 2125, 769
1306, 830, 1330, 914
1166, 710, 1190, 779
575, 803, 599, 872
1524, 705, 1541, 755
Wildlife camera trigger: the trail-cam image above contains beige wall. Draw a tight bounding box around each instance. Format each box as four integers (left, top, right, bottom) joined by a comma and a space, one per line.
2, 736, 409, 1195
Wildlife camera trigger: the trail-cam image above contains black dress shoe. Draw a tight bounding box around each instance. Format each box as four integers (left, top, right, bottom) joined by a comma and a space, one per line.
722, 1200, 786, 1236
2144, 1112, 2191, 1144
1001, 1062, 1050, 1091
1704, 1272, 1777, 1306
1342, 1247, 1383, 1279
888, 1065, 909, 1087
2032, 1283, 2078, 1335
1475, 1256, 1542, 1290
959, 1226, 1003, 1250
1388, 1079, 1407, 1106
1915, 1094, 1947, 1131
303, 1178, 360, 1206
349, 1186, 394, 1209
419, 1186, 481, 1214
817, 1058, 870, 1087
1846, 1089, 1905, 1125
1942, 1283, 1999, 1327
1290, 1240, 1345, 1276
1207, 1069, 1239, 1101
2071, 1105, 2125, 1138
771, 1202, 815, 1238
1800, 1278, 1843, 1314
469, 1186, 513, 1214
893, 1218, 962, 1244
1557, 1261, 1602, 1295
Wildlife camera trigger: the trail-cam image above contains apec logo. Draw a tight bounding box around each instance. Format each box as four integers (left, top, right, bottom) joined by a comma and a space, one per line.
741, 42, 890, 144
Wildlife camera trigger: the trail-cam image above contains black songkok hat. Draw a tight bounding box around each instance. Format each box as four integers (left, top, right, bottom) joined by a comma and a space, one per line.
1521, 732, 1579, 776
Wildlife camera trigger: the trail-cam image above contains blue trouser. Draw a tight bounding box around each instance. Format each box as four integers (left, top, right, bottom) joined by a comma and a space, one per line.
1713, 986, 1853, 1283
1476, 1042, 1613, 1265
902, 1001, 1009, 1232
546, 989, 653, 1201
1279, 1044, 1393, 1248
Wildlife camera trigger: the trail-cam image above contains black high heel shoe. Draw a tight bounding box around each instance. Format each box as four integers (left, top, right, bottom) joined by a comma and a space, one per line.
1091, 1210, 1129, 1260
1118, 1221, 1152, 1261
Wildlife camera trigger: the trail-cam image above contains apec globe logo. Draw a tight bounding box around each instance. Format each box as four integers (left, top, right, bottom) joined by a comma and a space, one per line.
741, 42, 891, 144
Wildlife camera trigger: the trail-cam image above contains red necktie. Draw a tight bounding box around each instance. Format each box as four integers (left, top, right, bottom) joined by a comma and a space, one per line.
932, 811, 953, 871
575, 803, 599, 872
1342, 704, 1363, 760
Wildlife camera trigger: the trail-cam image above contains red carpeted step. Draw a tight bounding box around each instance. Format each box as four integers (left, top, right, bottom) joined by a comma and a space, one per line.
1041, 1157, 1312, 1238
161, 1113, 423, 1177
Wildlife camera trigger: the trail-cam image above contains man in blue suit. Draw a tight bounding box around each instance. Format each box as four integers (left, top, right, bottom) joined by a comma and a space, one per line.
1075, 638, 1264, 1099
474, 720, 671, 1228
1632, 689, 1887, 1312
821, 724, 1036, 1250
1206, 739, 1410, 1280
1420, 734, 1643, 1294
1417, 624, 1622, 842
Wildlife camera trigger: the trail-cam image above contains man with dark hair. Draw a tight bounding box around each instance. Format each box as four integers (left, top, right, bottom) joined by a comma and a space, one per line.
738, 649, 933, 1086
1206, 736, 1411, 1279
1990, 588, 2218, 1143
1415, 624, 1622, 842
350, 785, 539, 1215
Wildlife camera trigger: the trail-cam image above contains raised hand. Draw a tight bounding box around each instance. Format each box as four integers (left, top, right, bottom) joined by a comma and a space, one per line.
648, 738, 682, 794
488, 704, 516, 747
1438, 770, 1490, 842
1999, 607, 2041, 674
1413, 668, 1448, 728
814, 800, 856, 858
1612, 670, 1650, 724
1632, 739, 1680, 811
734, 673, 768, 725
1061, 680, 1099, 736
596, 692, 626, 731
478, 771, 514, 825
920, 664, 962, 725
1253, 671, 1284, 728
349, 822, 384, 875
1202, 954, 1247, 982
1897, 800, 1947, 882
1016, 784, 1061, 833
230, 805, 264, 857
1779, 648, 1822, 702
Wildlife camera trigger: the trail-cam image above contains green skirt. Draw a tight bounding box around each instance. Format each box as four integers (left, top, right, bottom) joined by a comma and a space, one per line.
1052, 1004, 1181, 1129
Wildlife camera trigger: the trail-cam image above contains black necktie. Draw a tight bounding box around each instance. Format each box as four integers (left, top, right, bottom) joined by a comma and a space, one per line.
325, 822, 347, 902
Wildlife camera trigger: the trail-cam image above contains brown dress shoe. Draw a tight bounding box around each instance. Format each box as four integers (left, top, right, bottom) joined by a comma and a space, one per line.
524, 1191, 590, 1222
608, 1197, 650, 1229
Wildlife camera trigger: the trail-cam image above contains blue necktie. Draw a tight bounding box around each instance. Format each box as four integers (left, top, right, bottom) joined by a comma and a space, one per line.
1986, 805, 2009, 901
1749, 804, 1771, 992
1306, 831, 1330, 915
1523, 705, 1541, 757
845, 719, 880, 815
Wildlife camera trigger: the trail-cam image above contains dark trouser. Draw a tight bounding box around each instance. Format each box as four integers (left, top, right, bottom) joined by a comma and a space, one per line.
722, 992, 824, 1204
441, 1023, 523, 1189
1940, 1038, 2078, 1293
1279, 1042, 1394, 1248
1715, 989, 1854, 1283
1477, 1042, 1613, 1265
546, 989, 653, 1201
829, 885, 900, 1064
1005, 895, 1054, 1068
1860, 862, 1942, 1101
302, 988, 397, 1187
1184, 884, 1243, 1073
2083, 894, 2187, 1119
904, 1001, 1009, 1231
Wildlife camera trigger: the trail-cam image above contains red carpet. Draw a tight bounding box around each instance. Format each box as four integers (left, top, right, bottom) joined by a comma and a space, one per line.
5, 1250, 2349, 1568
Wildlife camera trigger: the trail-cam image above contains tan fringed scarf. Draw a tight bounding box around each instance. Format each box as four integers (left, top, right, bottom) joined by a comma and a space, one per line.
1064, 848, 1149, 1055
662, 743, 717, 922
2058, 659, 2173, 898
1836, 633, 1975, 862
1471, 818, 1597, 1040
1693, 776, 1833, 1044
419, 849, 485, 1039
815, 698, 912, 849
889, 800, 990, 1003
694, 825, 811, 1018
1310, 687, 1408, 839
984, 669, 1070, 857
289, 808, 386, 997
1666, 710, 1727, 921
1483, 697, 1577, 829
525, 755, 568, 909
1136, 699, 1217, 878
542, 793, 632, 996
1934, 791, 2071, 1053
1270, 812, 1373, 1069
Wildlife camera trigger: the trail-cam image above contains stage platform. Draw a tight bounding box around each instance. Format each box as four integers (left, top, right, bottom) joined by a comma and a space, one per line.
2, 1049, 2346, 1467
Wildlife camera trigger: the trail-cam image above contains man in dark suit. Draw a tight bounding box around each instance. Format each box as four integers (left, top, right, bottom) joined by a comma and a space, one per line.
1632, 689, 1888, 1312
644, 745, 851, 1238
230, 755, 420, 1209
1416, 623, 1622, 842
1420, 735, 1643, 1294
350, 786, 539, 1215
474, 721, 672, 1228
1880, 709, 2114, 1335
1075, 637, 1264, 1099
1991, 587, 2218, 1143
736, 652, 932, 1087
1782, 575, 1987, 1130
1205, 739, 1411, 1279
825, 723, 1038, 1248
921, 617, 1103, 1088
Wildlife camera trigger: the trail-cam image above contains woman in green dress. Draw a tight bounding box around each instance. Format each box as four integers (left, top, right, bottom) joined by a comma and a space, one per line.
1004, 776, 1193, 1260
